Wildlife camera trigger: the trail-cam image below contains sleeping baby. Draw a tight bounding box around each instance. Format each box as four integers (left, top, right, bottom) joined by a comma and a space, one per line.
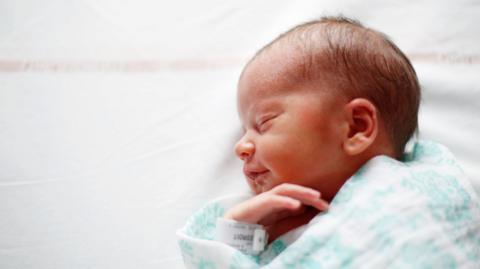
178, 16, 480, 268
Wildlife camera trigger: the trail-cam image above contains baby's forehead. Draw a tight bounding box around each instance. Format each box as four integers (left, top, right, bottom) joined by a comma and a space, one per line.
241, 47, 311, 88
239, 65, 340, 111
241, 46, 337, 99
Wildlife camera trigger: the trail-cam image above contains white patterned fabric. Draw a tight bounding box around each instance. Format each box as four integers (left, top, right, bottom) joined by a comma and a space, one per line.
177, 141, 480, 268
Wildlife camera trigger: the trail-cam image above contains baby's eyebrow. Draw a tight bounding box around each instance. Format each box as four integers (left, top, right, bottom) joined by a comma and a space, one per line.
251, 98, 282, 113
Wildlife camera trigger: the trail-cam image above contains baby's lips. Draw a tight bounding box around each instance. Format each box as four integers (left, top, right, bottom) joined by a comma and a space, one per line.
243, 167, 269, 180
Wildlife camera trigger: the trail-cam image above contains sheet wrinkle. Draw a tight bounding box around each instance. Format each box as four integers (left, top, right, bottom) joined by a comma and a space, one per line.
103, 128, 233, 169
121, 137, 200, 163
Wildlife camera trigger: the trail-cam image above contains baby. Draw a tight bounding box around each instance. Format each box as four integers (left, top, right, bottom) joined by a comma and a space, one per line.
224, 16, 419, 241
178, 16, 480, 268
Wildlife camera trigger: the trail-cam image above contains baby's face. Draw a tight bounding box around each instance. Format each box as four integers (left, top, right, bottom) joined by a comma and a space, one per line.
235, 51, 348, 196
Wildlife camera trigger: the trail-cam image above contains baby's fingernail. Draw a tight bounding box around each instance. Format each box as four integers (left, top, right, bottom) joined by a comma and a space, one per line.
319, 200, 330, 210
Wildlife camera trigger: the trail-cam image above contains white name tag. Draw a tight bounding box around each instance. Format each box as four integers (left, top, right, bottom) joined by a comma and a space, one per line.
215, 218, 268, 255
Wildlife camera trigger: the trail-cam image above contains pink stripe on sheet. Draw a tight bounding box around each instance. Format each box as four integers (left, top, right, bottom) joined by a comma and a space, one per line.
0, 54, 478, 73
409, 53, 480, 65
0, 58, 244, 73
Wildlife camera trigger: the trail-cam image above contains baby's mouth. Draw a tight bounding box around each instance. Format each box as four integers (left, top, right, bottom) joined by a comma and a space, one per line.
244, 169, 269, 183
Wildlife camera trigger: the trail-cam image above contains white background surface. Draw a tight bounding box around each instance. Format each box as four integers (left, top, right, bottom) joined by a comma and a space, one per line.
1, 1, 479, 268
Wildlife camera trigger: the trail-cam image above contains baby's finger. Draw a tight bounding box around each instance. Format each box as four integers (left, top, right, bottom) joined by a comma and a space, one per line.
225, 194, 302, 224
308, 198, 330, 211
261, 205, 307, 225
270, 183, 329, 211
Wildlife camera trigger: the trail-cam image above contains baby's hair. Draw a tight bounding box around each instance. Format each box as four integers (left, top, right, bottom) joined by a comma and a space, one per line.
252, 16, 420, 158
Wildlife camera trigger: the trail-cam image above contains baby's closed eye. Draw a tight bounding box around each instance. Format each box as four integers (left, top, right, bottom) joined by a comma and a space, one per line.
256, 114, 278, 133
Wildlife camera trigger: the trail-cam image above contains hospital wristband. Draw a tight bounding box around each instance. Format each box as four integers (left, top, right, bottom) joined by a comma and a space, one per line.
215, 218, 268, 255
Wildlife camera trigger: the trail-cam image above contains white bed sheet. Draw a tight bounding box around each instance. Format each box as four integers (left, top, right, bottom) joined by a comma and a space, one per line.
1, 1, 479, 268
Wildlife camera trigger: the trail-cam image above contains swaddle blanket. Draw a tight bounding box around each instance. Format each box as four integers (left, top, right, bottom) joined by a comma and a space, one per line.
177, 141, 480, 268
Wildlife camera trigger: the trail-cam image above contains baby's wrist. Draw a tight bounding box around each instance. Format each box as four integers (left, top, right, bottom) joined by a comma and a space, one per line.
223, 209, 253, 224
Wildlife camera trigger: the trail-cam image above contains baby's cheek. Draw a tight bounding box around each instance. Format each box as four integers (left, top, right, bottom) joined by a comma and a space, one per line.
297, 105, 321, 125
266, 139, 304, 176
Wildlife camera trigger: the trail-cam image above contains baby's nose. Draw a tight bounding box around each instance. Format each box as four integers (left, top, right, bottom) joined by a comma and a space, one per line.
234, 139, 255, 161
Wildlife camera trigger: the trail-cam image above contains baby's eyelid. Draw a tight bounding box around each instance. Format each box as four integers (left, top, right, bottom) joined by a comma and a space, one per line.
258, 113, 277, 124
259, 117, 272, 125
256, 115, 276, 131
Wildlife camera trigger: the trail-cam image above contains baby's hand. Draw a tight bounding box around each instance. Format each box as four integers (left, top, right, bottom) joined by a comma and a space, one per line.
224, 183, 329, 227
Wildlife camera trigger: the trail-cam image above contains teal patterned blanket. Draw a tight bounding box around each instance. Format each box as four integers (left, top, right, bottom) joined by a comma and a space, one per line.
177, 141, 480, 268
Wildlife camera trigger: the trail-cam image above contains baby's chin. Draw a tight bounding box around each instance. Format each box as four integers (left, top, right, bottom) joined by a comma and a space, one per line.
249, 181, 276, 194
248, 185, 263, 195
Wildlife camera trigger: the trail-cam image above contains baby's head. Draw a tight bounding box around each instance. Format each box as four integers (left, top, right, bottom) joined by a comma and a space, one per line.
235, 16, 420, 200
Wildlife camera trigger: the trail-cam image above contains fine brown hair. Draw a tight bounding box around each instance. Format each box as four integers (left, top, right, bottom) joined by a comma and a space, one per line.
252, 16, 420, 158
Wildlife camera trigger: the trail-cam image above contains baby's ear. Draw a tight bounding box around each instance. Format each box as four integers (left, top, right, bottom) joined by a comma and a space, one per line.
342, 98, 378, 156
